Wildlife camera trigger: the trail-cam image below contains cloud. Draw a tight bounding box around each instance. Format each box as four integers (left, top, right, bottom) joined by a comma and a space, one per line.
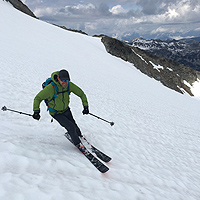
64, 3, 96, 16
109, 5, 128, 15
151, 27, 169, 34
24, 0, 200, 39
34, 7, 56, 17
166, 8, 179, 19
36, 3, 112, 20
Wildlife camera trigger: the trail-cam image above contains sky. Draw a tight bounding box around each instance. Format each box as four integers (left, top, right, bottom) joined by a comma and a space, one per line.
21, 0, 200, 39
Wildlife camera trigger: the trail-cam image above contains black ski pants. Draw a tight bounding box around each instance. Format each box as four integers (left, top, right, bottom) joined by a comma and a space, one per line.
53, 107, 82, 145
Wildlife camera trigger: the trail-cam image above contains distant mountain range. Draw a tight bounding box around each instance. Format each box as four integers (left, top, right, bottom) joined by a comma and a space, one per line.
120, 30, 200, 42
126, 37, 200, 72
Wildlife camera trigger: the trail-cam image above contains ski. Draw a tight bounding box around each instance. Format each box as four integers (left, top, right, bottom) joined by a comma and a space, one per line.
64, 133, 109, 173
80, 136, 112, 163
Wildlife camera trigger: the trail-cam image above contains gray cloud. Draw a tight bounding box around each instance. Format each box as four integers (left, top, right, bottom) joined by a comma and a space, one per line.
135, 0, 175, 15
24, 0, 200, 39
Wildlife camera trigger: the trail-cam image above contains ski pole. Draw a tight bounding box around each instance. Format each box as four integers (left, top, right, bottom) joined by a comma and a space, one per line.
1, 106, 33, 117
89, 113, 114, 126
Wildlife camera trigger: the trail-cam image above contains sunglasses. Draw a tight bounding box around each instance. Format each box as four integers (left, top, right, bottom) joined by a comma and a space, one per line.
61, 79, 69, 83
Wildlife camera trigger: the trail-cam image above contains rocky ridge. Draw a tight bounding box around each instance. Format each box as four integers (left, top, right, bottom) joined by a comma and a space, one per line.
101, 35, 200, 96
5, 0, 36, 18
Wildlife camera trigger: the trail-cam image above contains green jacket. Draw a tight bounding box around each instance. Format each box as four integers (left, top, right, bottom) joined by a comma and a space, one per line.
33, 71, 88, 115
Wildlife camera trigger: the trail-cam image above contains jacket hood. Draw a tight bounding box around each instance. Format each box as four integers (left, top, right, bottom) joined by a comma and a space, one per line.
51, 71, 60, 86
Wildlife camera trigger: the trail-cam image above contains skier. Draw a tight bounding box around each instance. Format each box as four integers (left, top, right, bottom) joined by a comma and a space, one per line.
32, 69, 89, 146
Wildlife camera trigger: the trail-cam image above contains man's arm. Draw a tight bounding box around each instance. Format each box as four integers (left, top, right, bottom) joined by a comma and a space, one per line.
70, 82, 88, 107
33, 85, 53, 112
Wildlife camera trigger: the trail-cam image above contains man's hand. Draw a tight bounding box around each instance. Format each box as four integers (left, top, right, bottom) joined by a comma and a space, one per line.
82, 106, 89, 115
33, 111, 40, 120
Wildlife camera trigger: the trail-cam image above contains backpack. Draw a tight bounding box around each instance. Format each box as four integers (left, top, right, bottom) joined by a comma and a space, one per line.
42, 78, 70, 113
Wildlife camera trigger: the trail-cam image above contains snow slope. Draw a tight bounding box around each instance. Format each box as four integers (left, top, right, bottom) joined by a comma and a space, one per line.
0, 1, 200, 200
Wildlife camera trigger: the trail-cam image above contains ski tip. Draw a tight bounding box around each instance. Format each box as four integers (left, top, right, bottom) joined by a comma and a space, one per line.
99, 166, 109, 173
101, 169, 109, 173
104, 157, 112, 163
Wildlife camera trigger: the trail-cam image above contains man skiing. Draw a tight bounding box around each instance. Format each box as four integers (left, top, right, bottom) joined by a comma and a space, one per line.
33, 69, 89, 146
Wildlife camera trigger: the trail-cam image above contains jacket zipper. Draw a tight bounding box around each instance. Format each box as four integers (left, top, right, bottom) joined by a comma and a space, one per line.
62, 88, 65, 110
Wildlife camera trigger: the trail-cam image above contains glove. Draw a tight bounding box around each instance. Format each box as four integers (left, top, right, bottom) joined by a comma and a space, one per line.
82, 106, 89, 115
33, 111, 40, 120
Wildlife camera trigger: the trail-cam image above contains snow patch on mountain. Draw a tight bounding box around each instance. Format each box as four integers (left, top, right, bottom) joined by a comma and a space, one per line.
191, 79, 200, 98
149, 61, 164, 72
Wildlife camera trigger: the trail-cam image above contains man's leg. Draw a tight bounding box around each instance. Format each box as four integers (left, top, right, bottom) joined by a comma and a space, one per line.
63, 108, 83, 137
53, 111, 81, 145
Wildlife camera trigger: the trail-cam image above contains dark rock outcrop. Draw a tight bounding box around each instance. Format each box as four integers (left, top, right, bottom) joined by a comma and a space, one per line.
5, 0, 37, 18
101, 35, 200, 96
53, 24, 88, 35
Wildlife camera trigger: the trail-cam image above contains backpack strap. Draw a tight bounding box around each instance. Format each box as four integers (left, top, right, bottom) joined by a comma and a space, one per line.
50, 81, 59, 99
44, 82, 58, 113
45, 82, 70, 114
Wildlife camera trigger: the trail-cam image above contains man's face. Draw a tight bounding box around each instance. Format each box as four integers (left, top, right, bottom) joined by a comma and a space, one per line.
58, 76, 68, 88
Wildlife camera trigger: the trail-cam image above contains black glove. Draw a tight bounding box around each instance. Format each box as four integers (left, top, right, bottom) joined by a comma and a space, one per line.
33, 111, 40, 120
82, 106, 89, 115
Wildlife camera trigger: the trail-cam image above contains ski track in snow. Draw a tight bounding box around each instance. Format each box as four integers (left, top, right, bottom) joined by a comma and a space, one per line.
0, 1, 200, 200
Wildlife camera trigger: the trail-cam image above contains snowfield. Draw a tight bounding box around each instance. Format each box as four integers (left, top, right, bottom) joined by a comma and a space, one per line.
0, 1, 200, 200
